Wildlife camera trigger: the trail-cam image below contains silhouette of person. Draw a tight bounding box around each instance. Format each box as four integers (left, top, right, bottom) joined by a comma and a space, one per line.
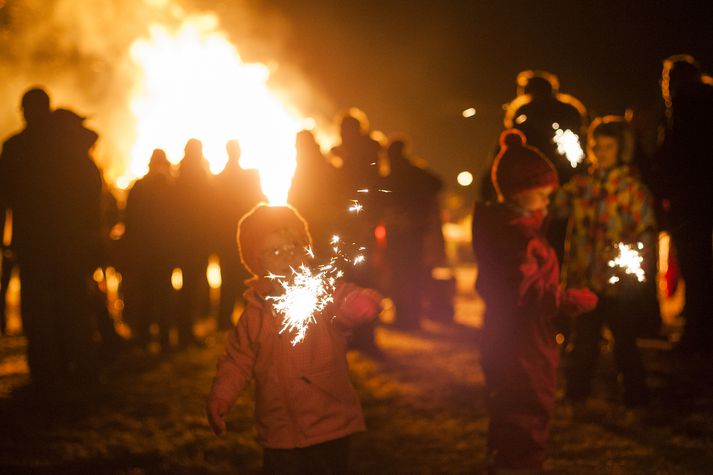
288, 130, 342, 258
214, 139, 264, 330
172, 139, 214, 347
329, 109, 385, 352
0, 87, 103, 391
495, 71, 589, 266
658, 55, 713, 354
382, 139, 446, 330
0, 205, 17, 335
505, 71, 588, 184
123, 149, 176, 351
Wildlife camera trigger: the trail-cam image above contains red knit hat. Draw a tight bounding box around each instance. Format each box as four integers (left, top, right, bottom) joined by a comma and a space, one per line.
491, 129, 559, 200
237, 203, 312, 277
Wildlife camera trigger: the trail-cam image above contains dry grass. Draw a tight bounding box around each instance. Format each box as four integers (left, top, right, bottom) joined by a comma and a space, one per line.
1, 315, 712, 474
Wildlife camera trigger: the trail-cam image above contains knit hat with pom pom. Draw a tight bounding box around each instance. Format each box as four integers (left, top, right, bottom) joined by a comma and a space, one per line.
491, 129, 559, 200
237, 203, 312, 278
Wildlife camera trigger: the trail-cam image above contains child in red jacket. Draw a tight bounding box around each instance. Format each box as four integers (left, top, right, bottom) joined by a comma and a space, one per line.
206, 204, 382, 474
472, 130, 597, 473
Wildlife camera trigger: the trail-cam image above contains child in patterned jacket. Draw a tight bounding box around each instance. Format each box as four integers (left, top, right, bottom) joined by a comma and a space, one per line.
554, 116, 657, 413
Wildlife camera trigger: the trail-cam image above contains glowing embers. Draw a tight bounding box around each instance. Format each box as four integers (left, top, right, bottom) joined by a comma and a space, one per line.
608, 242, 646, 284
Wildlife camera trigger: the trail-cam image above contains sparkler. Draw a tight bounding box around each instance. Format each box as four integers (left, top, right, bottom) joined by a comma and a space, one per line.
349, 201, 364, 214
266, 197, 371, 345
267, 263, 338, 345
608, 242, 646, 284
552, 128, 585, 168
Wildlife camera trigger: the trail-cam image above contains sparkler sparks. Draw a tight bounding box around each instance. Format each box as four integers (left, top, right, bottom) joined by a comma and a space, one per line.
267, 264, 337, 345
608, 242, 646, 284
266, 194, 372, 345
349, 201, 364, 214
552, 128, 585, 168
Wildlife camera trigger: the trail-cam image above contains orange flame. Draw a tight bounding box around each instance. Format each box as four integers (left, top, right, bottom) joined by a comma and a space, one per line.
124, 14, 309, 204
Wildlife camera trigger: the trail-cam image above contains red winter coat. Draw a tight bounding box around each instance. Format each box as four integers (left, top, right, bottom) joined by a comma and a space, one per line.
209, 279, 380, 449
471, 201, 562, 469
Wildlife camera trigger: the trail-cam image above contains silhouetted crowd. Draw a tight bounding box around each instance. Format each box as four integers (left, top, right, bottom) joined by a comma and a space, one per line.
0, 91, 450, 393
0, 52, 711, 474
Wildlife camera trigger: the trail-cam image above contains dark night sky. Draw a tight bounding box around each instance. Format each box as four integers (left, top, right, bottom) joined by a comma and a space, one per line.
258, 0, 713, 199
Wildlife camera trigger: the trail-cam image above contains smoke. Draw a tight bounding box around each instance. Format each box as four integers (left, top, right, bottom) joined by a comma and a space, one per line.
0, 0, 334, 185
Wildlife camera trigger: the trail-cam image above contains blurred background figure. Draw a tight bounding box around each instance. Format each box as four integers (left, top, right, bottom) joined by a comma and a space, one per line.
0, 87, 103, 392
505, 70, 589, 185
123, 149, 175, 351
288, 130, 342, 258
173, 138, 214, 348
330, 109, 385, 352
382, 139, 449, 330
657, 55, 713, 354
214, 139, 264, 331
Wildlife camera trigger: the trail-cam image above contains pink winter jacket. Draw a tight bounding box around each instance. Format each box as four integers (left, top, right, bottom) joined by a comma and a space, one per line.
208, 278, 381, 449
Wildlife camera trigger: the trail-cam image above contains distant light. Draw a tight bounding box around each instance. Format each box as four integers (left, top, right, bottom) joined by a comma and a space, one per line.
171, 268, 183, 290
462, 107, 477, 118
457, 171, 474, 187
552, 122, 560, 129
206, 255, 222, 289
515, 114, 527, 124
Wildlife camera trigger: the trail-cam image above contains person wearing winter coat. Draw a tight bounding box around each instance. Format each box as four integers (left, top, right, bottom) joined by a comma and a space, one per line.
206, 204, 382, 474
0, 87, 103, 392
123, 149, 175, 351
554, 116, 657, 412
472, 130, 597, 473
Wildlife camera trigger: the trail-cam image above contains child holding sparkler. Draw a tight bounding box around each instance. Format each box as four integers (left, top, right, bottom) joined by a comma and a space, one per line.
472, 130, 598, 473
206, 204, 382, 474
553, 116, 657, 417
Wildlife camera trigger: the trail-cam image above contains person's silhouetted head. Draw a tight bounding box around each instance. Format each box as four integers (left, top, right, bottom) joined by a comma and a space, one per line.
516, 71, 559, 98
21, 87, 51, 127
387, 139, 407, 161
662, 54, 701, 104
338, 108, 369, 145
295, 130, 321, 160
180, 138, 207, 173
226, 139, 241, 163
149, 148, 171, 175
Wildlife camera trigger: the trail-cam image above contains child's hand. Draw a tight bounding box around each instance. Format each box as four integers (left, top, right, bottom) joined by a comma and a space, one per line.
561, 288, 598, 317
342, 288, 383, 318
206, 397, 231, 436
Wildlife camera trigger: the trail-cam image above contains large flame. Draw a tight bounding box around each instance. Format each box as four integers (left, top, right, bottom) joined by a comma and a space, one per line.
124, 14, 307, 204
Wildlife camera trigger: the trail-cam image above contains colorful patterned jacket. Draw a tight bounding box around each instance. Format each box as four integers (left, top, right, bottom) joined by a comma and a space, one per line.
553, 165, 656, 296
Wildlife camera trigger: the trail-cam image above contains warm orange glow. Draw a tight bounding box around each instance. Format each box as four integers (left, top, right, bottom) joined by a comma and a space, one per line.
206, 255, 222, 289
171, 268, 183, 290
104, 267, 122, 294
2, 209, 11, 247
125, 14, 308, 204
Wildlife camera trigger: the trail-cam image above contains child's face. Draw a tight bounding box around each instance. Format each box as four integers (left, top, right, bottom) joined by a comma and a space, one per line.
260, 229, 308, 277
592, 135, 619, 170
511, 185, 554, 215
